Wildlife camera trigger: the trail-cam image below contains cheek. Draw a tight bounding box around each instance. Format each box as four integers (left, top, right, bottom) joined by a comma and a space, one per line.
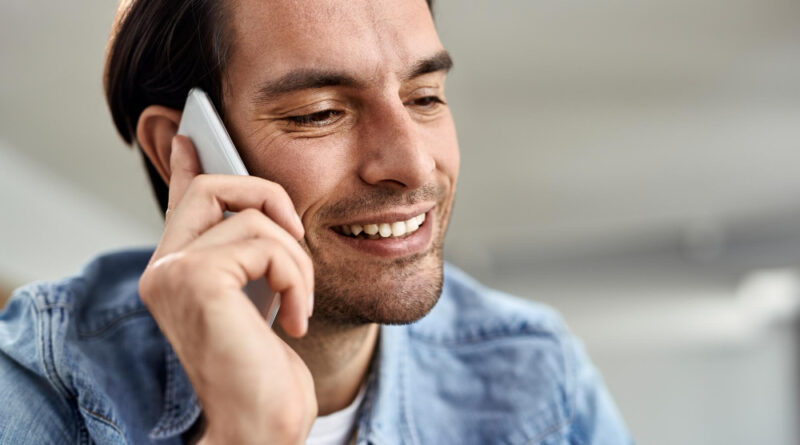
427, 116, 460, 183
246, 135, 352, 215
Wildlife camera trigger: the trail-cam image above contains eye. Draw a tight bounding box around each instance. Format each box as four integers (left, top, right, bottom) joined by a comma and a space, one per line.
285, 109, 343, 127
406, 96, 446, 110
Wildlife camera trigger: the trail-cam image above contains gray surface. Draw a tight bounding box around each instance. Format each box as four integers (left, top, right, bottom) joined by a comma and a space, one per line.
2, 0, 800, 258
2, 1, 800, 444
479, 240, 800, 445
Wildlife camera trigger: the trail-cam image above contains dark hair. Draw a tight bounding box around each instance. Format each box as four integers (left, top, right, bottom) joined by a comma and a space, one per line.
104, 0, 435, 216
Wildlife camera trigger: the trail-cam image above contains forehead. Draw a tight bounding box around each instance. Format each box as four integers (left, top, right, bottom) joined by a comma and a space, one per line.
226, 0, 442, 87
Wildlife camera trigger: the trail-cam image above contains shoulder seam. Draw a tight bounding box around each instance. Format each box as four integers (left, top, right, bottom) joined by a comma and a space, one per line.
522, 408, 576, 445
28, 288, 89, 444
35, 291, 75, 400
76, 307, 150, 339
27, 285, 129, 444
408, 321, 566, 347
78, 405, 128, 442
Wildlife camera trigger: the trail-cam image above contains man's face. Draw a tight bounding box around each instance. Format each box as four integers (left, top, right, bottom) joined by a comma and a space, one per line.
221, 0, 459, 325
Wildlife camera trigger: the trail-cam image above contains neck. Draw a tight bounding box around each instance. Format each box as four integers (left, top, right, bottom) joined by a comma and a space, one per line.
279, 319, 379, 416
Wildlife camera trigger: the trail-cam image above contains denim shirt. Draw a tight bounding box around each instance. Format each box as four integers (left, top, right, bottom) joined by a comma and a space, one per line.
0, 248, 632, 444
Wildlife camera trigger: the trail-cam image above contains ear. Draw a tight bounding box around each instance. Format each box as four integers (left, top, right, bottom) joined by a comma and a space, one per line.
136, 105, 182, 185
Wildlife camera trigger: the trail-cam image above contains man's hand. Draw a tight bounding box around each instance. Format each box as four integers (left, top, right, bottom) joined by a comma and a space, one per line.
138, 136, 317, 445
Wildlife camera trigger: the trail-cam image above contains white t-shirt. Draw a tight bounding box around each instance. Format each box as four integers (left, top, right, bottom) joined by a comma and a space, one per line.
305, 384, 367, 445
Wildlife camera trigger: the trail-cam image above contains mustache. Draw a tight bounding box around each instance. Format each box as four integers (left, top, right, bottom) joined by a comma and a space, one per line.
317, 183, 445, 222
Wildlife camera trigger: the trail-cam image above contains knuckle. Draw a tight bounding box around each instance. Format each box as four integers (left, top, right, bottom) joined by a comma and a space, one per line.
143, 251, 226, 305
138, 253, 195, 306
173, 253, 208, 279
235, 209, 277, 240
239, 207, 262, 218
240, 208, 283, 243
256, 237, 279, 253
154, 251, 203, 284
138, 257, 173, 301
137, 271, 155, 305
188, 174, 215, 196
238, 208, 266, 227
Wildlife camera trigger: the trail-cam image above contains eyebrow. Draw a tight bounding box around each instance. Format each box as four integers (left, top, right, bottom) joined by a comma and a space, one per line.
403, 49, 454, 81
252, 50, 454, 104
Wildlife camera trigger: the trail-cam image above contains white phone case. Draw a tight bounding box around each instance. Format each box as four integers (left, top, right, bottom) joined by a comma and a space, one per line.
177, 88, 280, 326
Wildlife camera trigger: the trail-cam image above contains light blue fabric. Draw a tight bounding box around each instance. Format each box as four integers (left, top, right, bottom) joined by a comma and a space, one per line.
0, 248, 632, 444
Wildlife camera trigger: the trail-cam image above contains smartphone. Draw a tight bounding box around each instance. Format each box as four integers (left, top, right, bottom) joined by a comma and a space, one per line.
178, 87, 280, 327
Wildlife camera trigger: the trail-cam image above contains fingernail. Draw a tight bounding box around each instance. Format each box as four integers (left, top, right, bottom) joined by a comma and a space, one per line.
308, 293, 314, 317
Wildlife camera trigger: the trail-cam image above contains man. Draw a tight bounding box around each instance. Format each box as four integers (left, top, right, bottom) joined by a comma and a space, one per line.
0, 0, 631, 443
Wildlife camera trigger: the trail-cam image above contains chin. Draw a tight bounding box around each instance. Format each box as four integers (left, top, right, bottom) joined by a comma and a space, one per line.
311, 246, 445, 326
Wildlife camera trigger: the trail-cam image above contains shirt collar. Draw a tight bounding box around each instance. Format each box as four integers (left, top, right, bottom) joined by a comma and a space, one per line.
148, 344, 203, 440
145, 324, 415, 444
356, 324, 417, 445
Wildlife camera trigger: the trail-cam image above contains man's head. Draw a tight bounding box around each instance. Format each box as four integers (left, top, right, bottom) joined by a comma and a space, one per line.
105, 0, 459, 326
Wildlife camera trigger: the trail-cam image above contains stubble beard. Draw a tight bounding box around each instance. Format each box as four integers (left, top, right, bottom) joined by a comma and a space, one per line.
309, 237, 445, 327
302, 183, 454, 327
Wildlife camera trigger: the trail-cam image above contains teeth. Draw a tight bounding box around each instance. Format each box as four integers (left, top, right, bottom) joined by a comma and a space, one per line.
339, 212, 427, 239
406, 217, 419, 232
391, 221, 407, 237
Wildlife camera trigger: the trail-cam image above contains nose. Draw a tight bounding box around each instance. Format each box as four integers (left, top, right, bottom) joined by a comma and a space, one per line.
357, 100, 435, 190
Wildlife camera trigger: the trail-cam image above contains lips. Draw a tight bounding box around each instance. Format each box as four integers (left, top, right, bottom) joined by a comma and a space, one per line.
332, 212, 426, 239
327, 209, 435, 258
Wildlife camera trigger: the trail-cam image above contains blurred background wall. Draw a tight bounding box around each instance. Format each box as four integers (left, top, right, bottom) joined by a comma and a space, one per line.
2, 0, 800, 443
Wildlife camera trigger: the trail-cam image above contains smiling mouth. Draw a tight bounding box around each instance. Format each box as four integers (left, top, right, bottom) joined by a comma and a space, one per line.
331, 212, 427, 240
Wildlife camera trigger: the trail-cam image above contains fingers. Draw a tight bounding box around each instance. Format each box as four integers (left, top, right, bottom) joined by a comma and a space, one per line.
178, 174, 303, 238
187, 209, 314, 300
166, 135, 201, 221
158, 174, 304, 257
150, 135, 312, 336
215, 238, 312, 337
156, 136, 304, 259
152, 238, 312, 337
